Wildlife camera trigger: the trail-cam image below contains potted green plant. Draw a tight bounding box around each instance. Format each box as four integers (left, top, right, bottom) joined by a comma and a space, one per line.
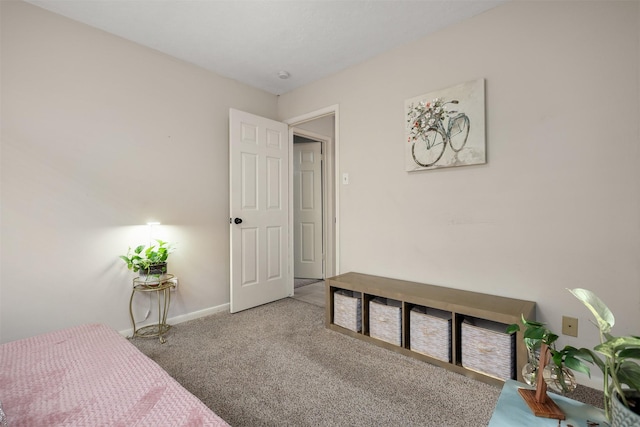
120, 239, 175, 280
507, 317, 591, 394
568, 288, 640, 425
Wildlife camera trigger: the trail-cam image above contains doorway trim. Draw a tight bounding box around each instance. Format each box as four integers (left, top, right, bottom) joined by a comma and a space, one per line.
284, 105, 340, 278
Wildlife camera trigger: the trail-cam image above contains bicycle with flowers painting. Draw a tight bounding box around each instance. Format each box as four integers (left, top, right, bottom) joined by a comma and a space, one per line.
407, 98, 470, 168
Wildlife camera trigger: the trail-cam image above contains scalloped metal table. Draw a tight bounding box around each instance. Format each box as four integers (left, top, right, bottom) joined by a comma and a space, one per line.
129, 274, 175, 344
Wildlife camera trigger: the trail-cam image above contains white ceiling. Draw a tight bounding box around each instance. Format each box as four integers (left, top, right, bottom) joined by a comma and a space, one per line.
26, 0, 505, 95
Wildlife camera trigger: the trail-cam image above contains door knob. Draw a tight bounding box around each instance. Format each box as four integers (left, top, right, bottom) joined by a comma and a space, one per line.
234, 217, 243, 224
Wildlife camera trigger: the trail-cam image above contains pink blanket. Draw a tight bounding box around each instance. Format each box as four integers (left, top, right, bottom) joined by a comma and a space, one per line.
0, 324, 229, 426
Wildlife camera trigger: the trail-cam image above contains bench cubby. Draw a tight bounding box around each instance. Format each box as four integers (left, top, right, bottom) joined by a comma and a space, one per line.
369, 297, 402, 346
409, 305, 452, 362
325, 272, 535, 387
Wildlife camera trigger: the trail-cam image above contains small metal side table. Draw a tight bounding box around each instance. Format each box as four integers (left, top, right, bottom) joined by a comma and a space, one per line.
129, 274, 176, 344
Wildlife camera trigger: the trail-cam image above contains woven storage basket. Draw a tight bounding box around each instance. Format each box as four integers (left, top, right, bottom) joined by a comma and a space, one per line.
333, 290, 362, 332
369, 297, 402, 346
461, 317, 515, 380
409, 306, 451, 362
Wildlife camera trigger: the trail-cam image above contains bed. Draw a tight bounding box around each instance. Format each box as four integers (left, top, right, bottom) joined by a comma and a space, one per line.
0, 323, 229, 426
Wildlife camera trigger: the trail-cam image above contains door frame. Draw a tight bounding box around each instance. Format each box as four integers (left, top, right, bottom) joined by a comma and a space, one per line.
284, 105, 340, 280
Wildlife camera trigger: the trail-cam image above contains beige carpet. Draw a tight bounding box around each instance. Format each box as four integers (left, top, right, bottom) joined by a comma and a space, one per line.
131, 298, 603, 426
294, 278, 323, 288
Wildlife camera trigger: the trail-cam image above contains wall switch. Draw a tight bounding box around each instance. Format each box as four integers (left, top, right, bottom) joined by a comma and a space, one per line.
562, 316, 578, 337
342, 173, 349, 185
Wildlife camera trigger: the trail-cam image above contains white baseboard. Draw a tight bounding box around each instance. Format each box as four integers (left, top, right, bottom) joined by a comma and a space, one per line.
168, 303, 230, 325
119, 302, 230, 337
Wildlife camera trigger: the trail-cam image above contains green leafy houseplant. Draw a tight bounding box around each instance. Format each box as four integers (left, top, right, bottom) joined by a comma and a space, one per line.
119, 239, 175, 275
568, 288, 640, 422
507, 317, 592, 394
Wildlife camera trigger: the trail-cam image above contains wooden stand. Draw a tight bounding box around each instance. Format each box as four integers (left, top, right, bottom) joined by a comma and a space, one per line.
517, 343, 565, 420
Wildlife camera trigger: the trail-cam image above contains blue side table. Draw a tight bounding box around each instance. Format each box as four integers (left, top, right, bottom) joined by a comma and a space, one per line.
489, 379, 607, 427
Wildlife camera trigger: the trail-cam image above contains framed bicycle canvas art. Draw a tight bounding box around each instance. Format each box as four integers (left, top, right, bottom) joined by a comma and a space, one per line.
405, 78, 485, 171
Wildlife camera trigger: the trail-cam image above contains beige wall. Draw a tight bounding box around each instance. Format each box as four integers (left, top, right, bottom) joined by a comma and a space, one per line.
2, 0, 639, 391
279, 1, 640, 388
0, 1, 278, 342
294, 115, 335, 140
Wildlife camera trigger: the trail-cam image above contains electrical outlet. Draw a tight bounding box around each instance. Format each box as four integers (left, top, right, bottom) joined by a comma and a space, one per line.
562, 316, 578, 337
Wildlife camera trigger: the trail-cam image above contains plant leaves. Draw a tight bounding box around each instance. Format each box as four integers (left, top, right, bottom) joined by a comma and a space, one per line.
524, 327, 547, 340
505, 324, 520, 334
579, 348, 606, 372
596, 336, 640, 356
617, 361, 640, 390
520, 314, 545, 328
620, 348, 640, 359
568, 288, 614, 333
564, 355, 591, 377
551, 351, 564, 367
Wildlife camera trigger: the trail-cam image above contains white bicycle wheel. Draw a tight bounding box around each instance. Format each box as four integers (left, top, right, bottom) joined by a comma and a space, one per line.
411, 128, 446, 167
448, 114, 470, 152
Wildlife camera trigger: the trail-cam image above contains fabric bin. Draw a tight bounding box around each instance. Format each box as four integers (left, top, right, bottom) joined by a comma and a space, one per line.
409, 306, 451, 362
461, 317, 515, 380
369, 297, 402, 346
333, 290, 362, 332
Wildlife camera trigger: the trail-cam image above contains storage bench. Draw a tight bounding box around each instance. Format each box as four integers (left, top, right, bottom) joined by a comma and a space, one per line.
326, 272, 535, 387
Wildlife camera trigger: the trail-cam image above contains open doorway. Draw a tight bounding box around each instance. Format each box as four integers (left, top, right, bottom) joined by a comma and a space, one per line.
287, 110, 337, 303
293, 135, 324, 284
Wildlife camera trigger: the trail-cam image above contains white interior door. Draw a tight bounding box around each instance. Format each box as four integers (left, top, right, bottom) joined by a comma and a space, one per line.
229, 109, 291, 313
293, 141, 323, 279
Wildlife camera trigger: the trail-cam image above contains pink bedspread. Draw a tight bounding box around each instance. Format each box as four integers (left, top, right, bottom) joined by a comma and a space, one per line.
0, 324, 229, 426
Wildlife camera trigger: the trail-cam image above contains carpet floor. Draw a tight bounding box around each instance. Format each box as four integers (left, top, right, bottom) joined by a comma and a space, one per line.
131, 298, 602, 426
294, 278, 323, 289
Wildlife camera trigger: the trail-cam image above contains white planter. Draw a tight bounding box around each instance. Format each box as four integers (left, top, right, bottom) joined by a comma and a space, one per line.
611, 390, 640, 427
138, 262, 168, 284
